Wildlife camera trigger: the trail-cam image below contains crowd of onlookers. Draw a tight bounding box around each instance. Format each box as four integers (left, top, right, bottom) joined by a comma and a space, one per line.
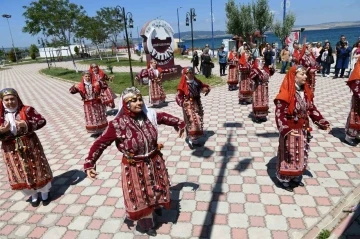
193, 35, 360, 78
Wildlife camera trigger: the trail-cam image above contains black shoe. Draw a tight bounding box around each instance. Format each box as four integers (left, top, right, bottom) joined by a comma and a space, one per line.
344, 137, 358, 146
185, 137, 194, 149
147, 228, 157, 237
30, 198, 40, 207
42, 193, 51, 206
297, 182, 305, 187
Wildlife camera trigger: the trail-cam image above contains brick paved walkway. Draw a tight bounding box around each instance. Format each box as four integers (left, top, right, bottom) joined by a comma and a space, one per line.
0, 61, 359, 239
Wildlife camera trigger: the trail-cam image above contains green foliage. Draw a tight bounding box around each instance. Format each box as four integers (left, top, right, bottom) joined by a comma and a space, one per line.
273, 12, 296, 46
239, 4, 255, 41
41, 67, 225, 96
251, 0, 274, 35
30, 52, 36, 60
29, 44, 39, 59
76, 16, 108, 45
22, 0, 87, 61
225, 0, 242, 36
317, 229, 331, 239
95, 7, 124, 47
8, 50, 16, 62
74, 46, 79, 55
225, 0, 273, 41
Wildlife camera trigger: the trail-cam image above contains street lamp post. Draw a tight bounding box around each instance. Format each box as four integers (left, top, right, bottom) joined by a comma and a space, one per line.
210, 0, 214, 56
116, 6, 135, 86
38, 38, 50, 69
185, 8, 196, 67
2, 14, 18, 63
177, 7, 182, 45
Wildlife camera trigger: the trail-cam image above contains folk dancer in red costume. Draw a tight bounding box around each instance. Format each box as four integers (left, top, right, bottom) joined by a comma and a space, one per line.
274, 65, 331, 191
69, 71, 108, 135
227, 48, 239, 91
89, 63, 117, 109
238, 51, 253, 105
0, 88, 53, 207
299, 43, 321, 93
291, 42, 301, 66
345, 60, 360, 146
136, 59, 173, 107
249, 58, 275, 123
84, 87, 185, 236
176, 67, 210, 149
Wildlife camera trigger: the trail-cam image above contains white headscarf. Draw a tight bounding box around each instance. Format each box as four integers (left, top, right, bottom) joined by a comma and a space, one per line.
3, 102, 18, 135
115, 87, 158, 129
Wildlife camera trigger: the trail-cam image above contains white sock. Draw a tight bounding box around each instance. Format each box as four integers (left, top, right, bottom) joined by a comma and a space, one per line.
41, 192, 49, 201
31, 193, 38, 202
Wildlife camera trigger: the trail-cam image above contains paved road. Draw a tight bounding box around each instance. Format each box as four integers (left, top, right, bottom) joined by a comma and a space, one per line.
0, 60, 359, 239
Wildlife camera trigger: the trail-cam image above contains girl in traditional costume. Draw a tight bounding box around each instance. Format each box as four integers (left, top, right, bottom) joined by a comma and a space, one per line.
89, 63, 117, 109
299, 43, 321, 93
238, 51, 253, 104
227, 48, 239, 91
136, 59, 172, 107
345, 60, 360, 146
274, 66, 331, 191
249, 58, 275, 122
84, 87, 185, 236
176, 67, 210, 148
0, 88, 53, 206
69, 71, 108, 135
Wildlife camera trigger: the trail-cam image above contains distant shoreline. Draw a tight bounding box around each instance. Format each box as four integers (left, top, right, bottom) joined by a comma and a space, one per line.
181, 25, 360, 41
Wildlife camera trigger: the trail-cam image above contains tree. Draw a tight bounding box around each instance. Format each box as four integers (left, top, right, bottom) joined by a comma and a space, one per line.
76, 16, 108, 60
225, 0, 254, 41
239, 4, 255, 41
273, 12, 296, 46
22, 0, 87, 72
8, 50, 16, 62
29, 44, 39, 59
251, 0, 274, 36
74, 46, 79, 56
95, 7, 124, 48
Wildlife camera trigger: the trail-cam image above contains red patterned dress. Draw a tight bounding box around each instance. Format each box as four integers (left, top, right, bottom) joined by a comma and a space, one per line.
299, 53, 320, 93
84, 112, 185, 222
0, 102, 52, 193
249, 66, 274, 121
238, 54, 253, 104
90, 69, 117, 109
227, 52, 239, 91
345, 63, 360, 141
275, 89, 329, 182
136, 67, 171, 106
69, 79, 108, 134
176, 75, 210, 144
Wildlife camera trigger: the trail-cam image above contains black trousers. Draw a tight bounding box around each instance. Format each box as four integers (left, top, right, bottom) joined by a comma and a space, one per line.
334, 68, 345, 77
219, 63, 227, 75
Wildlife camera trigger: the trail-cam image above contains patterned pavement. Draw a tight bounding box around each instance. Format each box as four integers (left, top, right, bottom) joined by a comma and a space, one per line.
0, 59, 359, 239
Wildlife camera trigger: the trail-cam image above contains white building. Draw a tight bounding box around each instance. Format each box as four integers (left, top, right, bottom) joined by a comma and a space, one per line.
39, 44, 84, 58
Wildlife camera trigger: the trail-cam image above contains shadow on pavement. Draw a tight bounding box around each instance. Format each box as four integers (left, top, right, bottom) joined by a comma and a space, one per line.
49, 169, 87, 202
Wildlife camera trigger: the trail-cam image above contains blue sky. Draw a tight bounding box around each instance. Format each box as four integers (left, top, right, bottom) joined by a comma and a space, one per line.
0, 0, 358, 48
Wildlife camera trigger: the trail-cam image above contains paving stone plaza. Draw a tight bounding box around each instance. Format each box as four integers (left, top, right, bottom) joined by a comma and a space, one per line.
0, 59, 359, 238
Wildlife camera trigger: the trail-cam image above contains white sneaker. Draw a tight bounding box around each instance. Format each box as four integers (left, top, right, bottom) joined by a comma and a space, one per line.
326, 74, 330, 77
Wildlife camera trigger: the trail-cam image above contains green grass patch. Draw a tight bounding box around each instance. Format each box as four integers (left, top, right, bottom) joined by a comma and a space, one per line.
40, 67, 225, 96
77, 57, 147, 67
317, 229, 331, 239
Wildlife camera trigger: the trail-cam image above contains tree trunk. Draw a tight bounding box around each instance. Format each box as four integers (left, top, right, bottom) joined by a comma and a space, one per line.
96, 44, 103, 61
67, 45, 78, 73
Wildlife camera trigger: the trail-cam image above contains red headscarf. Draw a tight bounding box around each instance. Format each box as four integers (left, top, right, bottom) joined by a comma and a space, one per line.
274, 66, 313, 114
349, 61, 360, 82
239, 52, 247, 66
77, 73, 100, 95
177, 67, 207, 95
89, 64, 106, 80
